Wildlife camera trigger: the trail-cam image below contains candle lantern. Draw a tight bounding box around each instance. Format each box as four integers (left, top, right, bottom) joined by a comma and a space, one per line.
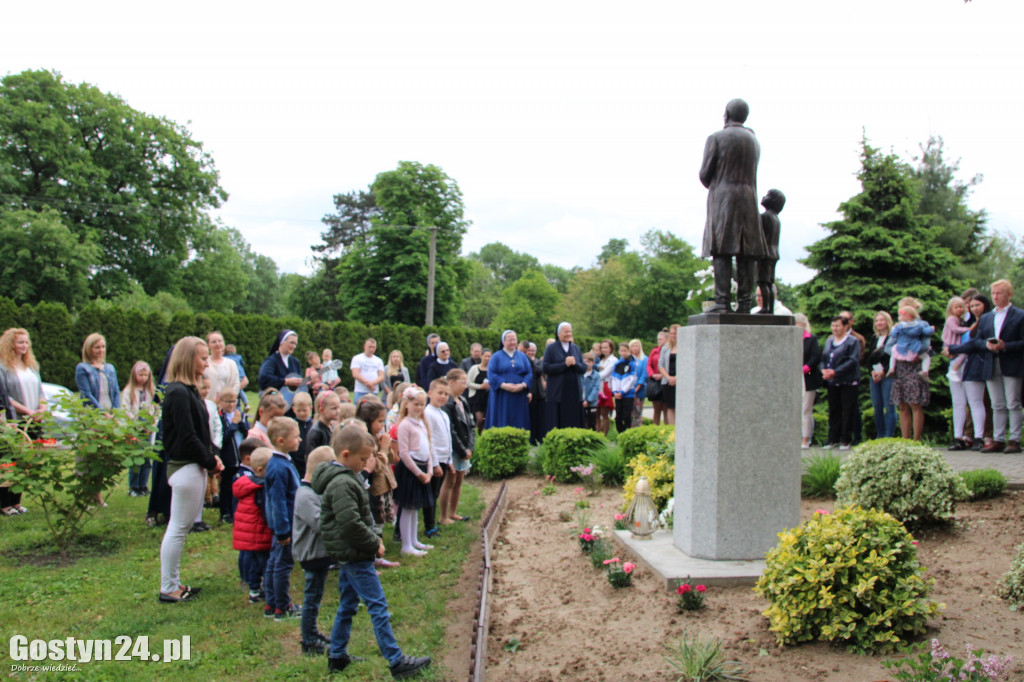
624, 475, 659, 540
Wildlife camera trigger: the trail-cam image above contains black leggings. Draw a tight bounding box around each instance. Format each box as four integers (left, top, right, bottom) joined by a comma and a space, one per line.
615, 397, 634, 434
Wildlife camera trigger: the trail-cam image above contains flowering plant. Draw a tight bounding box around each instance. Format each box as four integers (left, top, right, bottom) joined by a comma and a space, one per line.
578, 527, 599, 553
676, 580, 708, 611
569, 463, 603, 495
883, 639, 1014, 681
604, 557, 635, 588
613, 512, 628, 531
541, 474, 557, 496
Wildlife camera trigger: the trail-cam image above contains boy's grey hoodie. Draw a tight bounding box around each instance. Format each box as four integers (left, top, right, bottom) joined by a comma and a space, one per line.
292, 481, 329, 565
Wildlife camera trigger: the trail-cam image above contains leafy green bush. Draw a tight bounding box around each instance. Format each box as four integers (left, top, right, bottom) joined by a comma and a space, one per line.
834, 439, 969, 525
472, 427, 530, 480
0, 394, 156, 556
996, 542, 1024, 609
590, 445, 627, 487
617, 424, 674, 464
541, 428, 607, 483
755, 506, 938, 654
622, 441, 674, 512
801, 452, 842, 498
959, 469, 1007, 500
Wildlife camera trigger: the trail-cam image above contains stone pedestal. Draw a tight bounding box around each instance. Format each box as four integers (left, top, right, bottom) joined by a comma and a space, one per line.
673, 320, 802, 560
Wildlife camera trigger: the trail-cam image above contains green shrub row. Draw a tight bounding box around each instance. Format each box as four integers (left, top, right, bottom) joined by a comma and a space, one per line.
538, 428, 608, 483
0, 296, 501, 390
473, 427, 530, 479
616, 424, 674, 463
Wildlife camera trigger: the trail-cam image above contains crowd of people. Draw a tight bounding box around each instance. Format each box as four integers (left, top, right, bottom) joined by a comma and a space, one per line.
799, 279, 1024, 455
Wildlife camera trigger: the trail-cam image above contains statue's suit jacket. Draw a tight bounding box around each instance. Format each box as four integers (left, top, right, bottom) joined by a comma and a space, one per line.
699, 122, 766, 259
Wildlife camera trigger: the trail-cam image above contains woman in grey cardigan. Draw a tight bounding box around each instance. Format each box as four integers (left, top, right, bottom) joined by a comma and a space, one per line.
0, 327, 47, 515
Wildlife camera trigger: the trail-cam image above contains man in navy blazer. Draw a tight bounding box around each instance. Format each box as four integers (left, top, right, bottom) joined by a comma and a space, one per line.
967, 279, 1024, 453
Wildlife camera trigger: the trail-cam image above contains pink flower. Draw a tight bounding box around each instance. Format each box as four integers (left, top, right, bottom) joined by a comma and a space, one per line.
623, 562, 635, 574
532, 491, 540, 495
614, 513, 625, 521
583, 528, 591, 534
911, 540, 919, 546
580, 533, 593, 542
574, 487, 584, 493
678, 583, 692, 593
815, 509, 829, 515
603, 558, 620, 565
695, 584, 707, 593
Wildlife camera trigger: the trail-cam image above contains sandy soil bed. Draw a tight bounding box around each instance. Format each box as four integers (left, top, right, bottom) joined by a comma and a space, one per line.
465, 477, 1024, 681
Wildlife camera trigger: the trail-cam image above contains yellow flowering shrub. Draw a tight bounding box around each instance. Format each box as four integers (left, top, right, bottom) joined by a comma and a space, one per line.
754, 505, 939, 654
621, 441, 674, 512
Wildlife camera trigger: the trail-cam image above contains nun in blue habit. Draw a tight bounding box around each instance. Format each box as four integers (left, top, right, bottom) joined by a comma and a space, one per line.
542, 322, 586, 431
485, 329, 532, 430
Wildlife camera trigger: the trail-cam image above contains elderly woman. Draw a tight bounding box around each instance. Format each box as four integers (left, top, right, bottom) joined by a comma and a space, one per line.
75, 333, 121, 410
485, 330, 532, 430
542, 322, 585, 431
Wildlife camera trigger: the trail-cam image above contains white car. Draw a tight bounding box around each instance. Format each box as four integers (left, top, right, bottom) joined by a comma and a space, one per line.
41, 382, 74, 431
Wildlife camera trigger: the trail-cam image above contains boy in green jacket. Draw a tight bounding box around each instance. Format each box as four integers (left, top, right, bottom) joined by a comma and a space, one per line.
313, 424, 431, 679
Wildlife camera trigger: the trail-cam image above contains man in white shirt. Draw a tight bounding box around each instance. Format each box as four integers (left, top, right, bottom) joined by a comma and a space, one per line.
350, 338, 385, 404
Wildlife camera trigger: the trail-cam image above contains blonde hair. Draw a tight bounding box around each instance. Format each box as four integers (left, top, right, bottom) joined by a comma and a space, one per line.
338, 403, 357, 422
123, 361, 155, 408
305, 445, 336, 474
898, 305, 921, 321
292, 391, 312, 409
794, 313, 812, 334
257, 391, 287, 423
946, 296, 966, 319
992, 279, 1014, 295
387, 349, 406, 375
874, 311, 894, 335
166, 337, 208, 385
897, 296, 923, 312
315, 391, 340, 421
250, 447, 273, 472
81, 333, 106, 363
388, 381, 411, 410
0, 328, 38, 370
267, 416, 299, 445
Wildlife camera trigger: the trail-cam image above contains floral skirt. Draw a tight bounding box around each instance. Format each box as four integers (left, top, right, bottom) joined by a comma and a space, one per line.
371, 491, 395, 525
890, 359, 930, 407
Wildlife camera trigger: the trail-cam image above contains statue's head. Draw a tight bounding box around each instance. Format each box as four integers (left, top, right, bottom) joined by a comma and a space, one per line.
724, 98, 749, 124
762, 189, 786, 213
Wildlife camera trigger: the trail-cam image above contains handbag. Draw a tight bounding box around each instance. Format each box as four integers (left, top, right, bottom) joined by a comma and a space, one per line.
645, 377, 663, 400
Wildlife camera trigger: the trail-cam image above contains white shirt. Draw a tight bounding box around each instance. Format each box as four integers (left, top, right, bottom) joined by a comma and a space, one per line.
350, 353, 384, 393
205, 398, 222, 449
424, 404, 452, 465
994, 304, 1010, 339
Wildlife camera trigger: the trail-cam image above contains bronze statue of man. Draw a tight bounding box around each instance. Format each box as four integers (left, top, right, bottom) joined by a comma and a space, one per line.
699, 99, 767, 313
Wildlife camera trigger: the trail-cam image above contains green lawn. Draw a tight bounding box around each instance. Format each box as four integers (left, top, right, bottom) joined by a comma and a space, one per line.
1, 479, 483, 681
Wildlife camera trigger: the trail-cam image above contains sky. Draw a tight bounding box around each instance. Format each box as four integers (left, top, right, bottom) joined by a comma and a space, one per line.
5, 1, 1023, 286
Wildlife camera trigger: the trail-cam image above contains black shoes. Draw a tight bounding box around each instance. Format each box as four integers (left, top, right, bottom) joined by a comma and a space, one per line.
390, 655, 431, 679
190, 521, 211, 533
327, 653, 365, 673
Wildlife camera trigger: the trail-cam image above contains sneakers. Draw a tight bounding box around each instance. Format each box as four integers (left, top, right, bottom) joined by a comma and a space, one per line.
389, 655, 431, 679
248, 590, 264, 604
328, 653, 365, 674
424, 527, 440, 538
274, 603, 302, 621
302, 640, 326, 656
838, 444, 851, 451
264, 605, 275, 618
401, 549, 428, 558
190, 522, 211, 533
413, 542, 434, 551
822, 443, 835, 450
220, 514, 234, 524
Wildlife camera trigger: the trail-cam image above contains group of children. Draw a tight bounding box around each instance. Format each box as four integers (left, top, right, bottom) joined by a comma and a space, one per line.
205, 365, 476, 676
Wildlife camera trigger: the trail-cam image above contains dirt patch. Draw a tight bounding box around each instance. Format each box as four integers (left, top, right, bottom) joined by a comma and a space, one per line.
474, 478, 1024, 681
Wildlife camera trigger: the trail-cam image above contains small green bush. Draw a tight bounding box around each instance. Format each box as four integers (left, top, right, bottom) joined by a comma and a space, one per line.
617, 424, 674, 464
959, 468, 1007, 500
541, 428, 607, 483
755, 506, 938, 654
473, 427, 530, 480
834, 439, 969, 525
996, 542, 1024, 609
590, 445, 627, 487
801, 452, 842, 498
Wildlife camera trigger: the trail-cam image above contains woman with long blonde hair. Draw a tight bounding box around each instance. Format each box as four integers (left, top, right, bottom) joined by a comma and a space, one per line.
0, 328, 46, 515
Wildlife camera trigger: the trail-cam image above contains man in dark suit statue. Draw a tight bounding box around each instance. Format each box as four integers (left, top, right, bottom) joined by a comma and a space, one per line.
699, 99, 767, 314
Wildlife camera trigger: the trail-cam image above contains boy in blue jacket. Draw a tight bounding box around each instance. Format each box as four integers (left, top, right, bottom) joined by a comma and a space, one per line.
610, 343, 637, 435
581, 352, 601, 431
263, 416, 302, 620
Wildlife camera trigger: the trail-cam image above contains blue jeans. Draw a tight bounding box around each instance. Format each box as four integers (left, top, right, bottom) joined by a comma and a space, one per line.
239, 550, 268, 592
129, 459, 152, 492
265, 541, 294, 611
329, 560, 402, 665
301, 565, 329, 644
869, 376, 897, 438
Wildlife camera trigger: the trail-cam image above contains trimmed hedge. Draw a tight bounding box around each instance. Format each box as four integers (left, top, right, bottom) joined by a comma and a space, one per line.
473, 427, 530, 479
540, 428, 608, 483
616, 424, 674, 464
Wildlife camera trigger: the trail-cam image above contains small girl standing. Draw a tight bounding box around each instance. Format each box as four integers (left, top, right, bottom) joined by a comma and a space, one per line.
356, 399, 399, 546
393, 387, 435, 557
122, 361, 158, 497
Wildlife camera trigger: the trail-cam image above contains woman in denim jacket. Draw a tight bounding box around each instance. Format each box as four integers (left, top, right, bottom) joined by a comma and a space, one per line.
75, 333, 121, 410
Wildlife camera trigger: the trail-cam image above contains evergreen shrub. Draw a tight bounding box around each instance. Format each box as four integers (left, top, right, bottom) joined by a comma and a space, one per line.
834, 439, 968, 525
541, 428, 607, 483
621, 440, 674, 512
617, 424, 674, 464
755, 505, 938, 654
472, 427, 530, 480
959, 468, 1006, 500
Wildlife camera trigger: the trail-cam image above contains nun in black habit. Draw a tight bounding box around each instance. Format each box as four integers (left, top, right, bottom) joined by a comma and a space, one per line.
542, 322, 586, 432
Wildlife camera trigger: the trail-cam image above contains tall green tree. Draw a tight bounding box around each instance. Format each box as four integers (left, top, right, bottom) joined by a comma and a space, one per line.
318, 189, 378, 254
335, 162, 470, 325
0, 69, 227, 298
800, 138, 964, 330
492, 270, 561, 336
180, 222, 249, 314
0, 208, 99, 310
472, 242, 541, 285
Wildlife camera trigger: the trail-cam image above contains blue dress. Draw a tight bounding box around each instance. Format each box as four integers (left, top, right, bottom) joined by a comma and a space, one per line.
485, 350, 532, 430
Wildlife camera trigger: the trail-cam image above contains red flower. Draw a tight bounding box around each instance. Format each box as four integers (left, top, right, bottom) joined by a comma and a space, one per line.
678, 583, 692, 594
695, 584, 707, 593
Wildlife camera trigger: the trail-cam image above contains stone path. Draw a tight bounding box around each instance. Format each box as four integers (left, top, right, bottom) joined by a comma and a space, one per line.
937, 448, 1024, 488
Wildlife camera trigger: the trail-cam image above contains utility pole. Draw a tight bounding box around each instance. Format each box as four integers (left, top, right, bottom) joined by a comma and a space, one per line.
425, 226, 437, 326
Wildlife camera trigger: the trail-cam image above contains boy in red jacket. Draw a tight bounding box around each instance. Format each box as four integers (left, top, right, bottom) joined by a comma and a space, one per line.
233, 447, 273, 605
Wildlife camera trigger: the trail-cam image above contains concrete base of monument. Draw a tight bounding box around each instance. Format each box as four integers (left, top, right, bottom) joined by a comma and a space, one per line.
613, 529, 765, 589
